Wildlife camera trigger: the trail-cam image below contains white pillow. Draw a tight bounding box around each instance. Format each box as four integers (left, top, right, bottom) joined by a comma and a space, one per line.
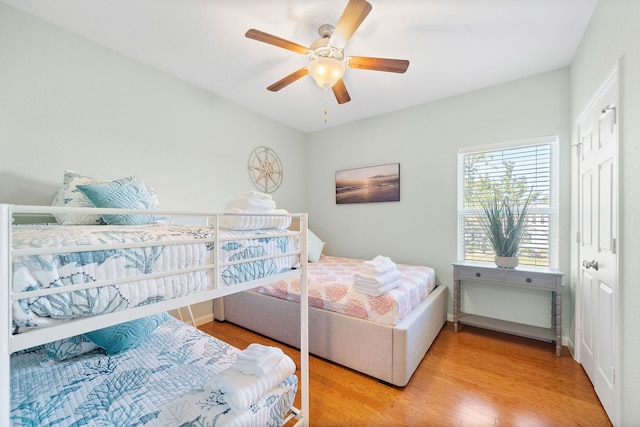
307, 228, 325, 263
51, 188, 64, 207
56, 170, 110, 225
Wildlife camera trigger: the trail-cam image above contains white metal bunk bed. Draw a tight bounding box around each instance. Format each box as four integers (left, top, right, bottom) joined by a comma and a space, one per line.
1, 204, 309, 426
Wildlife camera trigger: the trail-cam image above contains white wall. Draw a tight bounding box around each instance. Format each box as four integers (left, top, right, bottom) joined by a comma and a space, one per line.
0, 3, 306, 212
0, 3, 306, 321
570, 0, 640, 424
305, 68, 572, 332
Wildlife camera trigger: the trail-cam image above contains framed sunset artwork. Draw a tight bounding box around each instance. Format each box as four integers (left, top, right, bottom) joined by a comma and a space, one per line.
335, 163, 400, 204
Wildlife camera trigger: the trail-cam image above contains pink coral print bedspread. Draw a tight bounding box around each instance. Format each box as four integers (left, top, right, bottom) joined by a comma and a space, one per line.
252, 255, 436, 326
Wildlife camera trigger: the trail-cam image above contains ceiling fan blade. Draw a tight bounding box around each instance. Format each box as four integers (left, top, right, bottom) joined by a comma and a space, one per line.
332, 79, 351, 104
331, 0, 372, 47
245, 29, 309, 55
348, 56, 409, 73
267, 67, 309, 92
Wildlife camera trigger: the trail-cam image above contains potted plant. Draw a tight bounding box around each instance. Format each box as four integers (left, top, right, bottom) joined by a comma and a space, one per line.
480, 191, 533, 268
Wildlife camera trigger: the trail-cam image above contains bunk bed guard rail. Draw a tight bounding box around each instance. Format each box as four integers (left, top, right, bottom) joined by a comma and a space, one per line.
0, 204, 309, 426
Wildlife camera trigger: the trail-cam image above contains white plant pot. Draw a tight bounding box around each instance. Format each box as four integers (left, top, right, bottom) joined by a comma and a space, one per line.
495, 256, 519, 268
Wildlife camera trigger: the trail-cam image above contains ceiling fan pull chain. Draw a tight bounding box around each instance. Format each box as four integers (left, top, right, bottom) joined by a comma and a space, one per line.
324, 88, 329, 123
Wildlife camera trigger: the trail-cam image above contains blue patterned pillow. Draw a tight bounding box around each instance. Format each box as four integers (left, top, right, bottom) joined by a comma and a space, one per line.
77, 175, 163, 225
84, 312, 169, 355
41, 335, 100, 363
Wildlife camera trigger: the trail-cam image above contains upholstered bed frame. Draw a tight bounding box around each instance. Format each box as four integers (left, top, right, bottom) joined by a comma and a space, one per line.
213, 283, 447, 387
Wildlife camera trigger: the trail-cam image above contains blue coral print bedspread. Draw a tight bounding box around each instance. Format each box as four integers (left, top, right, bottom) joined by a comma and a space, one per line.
11, 224, 297, 333
10, 316, 298, 426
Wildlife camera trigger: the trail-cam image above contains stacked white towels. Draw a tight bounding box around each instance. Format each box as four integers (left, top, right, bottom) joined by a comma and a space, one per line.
233, 343, 285, 376
225, 191, 276, 213
221, 191, 292, 230
212, 343, 296, 414
353, 255, 402, 296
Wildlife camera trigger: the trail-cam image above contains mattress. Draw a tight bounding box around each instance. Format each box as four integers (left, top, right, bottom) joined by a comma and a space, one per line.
10, 316, 297, 426
11, 224, 297, 333
252, 255, 436, 326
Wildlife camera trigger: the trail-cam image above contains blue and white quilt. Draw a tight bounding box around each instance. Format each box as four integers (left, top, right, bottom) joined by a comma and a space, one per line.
11, 224, 297, 333
10, 316, 298, 426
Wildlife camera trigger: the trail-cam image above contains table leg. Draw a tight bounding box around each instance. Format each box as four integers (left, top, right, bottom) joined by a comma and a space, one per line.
554, 290, 562, 356
453, 279, 460, 332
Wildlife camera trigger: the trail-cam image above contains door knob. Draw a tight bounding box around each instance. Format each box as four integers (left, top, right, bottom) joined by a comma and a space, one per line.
582, 259, 599, 271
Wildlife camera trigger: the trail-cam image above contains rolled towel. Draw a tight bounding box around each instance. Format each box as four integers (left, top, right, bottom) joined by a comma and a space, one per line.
212, 355, 296, 414
372, 255, 394, 264
241, 191, 272, 200
233, 343, 285, 376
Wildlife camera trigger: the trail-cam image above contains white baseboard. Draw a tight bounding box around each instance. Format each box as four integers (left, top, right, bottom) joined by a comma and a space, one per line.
169, 309, 214, 327
194, 313, 214, 326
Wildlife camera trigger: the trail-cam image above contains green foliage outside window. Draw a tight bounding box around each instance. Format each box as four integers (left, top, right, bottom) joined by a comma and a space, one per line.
460, 144, 553, 267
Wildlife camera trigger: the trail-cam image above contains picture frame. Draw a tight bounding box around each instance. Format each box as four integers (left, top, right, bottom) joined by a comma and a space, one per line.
335, 163, 400, 204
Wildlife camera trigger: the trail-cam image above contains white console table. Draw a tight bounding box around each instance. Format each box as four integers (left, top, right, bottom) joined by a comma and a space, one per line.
452, 261, 564, 356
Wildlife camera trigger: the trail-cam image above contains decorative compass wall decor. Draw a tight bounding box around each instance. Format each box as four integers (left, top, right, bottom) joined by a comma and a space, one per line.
247, 146, 283, 193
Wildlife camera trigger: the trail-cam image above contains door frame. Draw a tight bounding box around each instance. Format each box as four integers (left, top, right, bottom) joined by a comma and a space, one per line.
572, 61, 620, 425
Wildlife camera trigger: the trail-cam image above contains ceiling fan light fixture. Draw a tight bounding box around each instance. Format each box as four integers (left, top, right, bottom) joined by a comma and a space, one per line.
246, 0, 408, 107
308, 57, 346, 89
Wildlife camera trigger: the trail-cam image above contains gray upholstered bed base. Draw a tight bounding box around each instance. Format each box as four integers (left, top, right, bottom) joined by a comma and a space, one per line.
213, 284, 447, 386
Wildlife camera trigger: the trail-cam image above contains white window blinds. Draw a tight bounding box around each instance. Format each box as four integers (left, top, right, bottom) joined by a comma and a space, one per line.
457, 137, 558, 267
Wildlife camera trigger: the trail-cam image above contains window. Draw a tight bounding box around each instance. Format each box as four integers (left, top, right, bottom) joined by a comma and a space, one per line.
457, 136, 558, 267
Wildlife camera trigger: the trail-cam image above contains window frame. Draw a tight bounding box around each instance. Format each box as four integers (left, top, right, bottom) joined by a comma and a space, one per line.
457, 136, 559, 268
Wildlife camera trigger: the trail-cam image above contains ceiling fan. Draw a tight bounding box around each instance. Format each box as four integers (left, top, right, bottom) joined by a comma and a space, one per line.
245, 0, 409, 105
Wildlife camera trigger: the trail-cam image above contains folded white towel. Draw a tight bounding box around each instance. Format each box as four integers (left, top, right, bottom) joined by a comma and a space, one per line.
360, 264, 396, 276
212, 355, 296, 414
353, 280, 391, 291
361, 255, 398, 275
237, 343, 274, 359
226, 196, 277, 213
241, 191, 272, 200
233, 343, 285, 376
353, 280, 397, 292
367, 255, 397, 267
354, 279, 401, 296
354, 269, 402, 287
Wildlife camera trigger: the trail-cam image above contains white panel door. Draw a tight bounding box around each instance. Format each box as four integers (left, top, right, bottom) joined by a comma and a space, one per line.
577, 71, 618, 424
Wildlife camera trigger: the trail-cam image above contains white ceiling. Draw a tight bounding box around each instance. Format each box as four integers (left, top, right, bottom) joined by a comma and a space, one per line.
3, 0, 596, 134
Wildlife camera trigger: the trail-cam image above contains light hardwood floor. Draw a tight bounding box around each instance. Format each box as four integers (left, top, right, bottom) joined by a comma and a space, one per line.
199, 320, 611, 427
